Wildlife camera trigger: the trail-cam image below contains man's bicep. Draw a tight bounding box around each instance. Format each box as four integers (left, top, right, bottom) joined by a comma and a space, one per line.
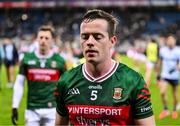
55, 112, 69, 126
134, 115, 155, 126
132, 77, 154, 119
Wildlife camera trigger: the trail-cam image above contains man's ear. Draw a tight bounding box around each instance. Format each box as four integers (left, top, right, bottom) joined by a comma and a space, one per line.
110, 36, 117, 47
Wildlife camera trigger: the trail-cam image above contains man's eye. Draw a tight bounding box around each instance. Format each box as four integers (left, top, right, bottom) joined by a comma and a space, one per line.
81, 34, 89, 40
45, 37, 49, 40
93, 33, 102, 40
40, 36, 43, 39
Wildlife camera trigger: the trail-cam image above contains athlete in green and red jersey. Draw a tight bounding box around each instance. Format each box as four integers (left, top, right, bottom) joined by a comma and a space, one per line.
12, 25, 66, 126
55, 9, 155, 125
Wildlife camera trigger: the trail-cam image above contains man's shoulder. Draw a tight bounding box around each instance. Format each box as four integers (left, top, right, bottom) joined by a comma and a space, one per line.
60, 65, 83, 81
22, 52, 37, 63
52, 53, 65, 61
22, 52, 35, 60
174, 46, 180, 52
160, 46, 168, 51
116, 63, 143, 81
118, 63, 140, 75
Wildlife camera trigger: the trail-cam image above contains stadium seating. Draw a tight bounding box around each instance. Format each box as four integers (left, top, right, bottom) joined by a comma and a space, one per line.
0, 7, 180, 48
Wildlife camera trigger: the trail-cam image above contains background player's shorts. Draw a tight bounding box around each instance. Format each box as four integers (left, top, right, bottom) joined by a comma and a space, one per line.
146, 61, 156, 69
162, 78, 179, 86
25, 108, 56, 126
4, 59, 16, 67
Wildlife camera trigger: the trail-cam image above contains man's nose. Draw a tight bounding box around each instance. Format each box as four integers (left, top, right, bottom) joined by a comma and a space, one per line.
40, 40, 46, 45
86, 35, 95, 46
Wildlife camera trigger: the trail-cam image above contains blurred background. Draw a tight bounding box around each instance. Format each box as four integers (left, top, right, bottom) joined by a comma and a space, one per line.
0, 0, 180, 125
0, 0, 180, 53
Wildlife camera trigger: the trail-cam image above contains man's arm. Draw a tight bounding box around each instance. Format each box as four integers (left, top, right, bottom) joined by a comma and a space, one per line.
12, 74, 25, 108
12, 74, 25, 125
134, 115, 156, 126
55, 112, 69, 126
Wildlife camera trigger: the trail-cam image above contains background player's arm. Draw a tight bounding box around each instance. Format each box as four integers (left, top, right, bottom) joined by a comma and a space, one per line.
155, 56, 162, 79
12, 74, 25, 108
55, 112, 69, 125
134, 115, 156, 126
12, 74, 25, 125
176, 59, 180, 70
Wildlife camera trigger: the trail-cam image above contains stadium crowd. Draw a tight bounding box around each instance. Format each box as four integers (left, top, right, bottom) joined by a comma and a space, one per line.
1, 7, 180, 48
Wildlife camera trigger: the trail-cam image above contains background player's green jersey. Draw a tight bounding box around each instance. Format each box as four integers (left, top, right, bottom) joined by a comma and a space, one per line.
55, 61, 153, 125
19, 51, 66, 109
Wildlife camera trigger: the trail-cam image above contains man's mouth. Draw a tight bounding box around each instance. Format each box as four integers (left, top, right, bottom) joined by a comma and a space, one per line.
85, 50, 98, 56
85, 50, 98, 54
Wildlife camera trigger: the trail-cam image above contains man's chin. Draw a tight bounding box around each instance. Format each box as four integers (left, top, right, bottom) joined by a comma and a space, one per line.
86, 58, 98, 64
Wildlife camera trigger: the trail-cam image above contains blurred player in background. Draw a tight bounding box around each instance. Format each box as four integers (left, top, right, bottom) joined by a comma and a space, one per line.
145, 38, 159, 86
12, 25, 66, 126
2, 36, 19, 88
0, 44, 5, 90
157, 34, 180, 119
55, 9, 155, 126
126, 45, 147, 72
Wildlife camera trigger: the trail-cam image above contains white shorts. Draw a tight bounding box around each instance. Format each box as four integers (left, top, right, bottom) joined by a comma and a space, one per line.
146, 61, 155, 69
25, 108, 56, 126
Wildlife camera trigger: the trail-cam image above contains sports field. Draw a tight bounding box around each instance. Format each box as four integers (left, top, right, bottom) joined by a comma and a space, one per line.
0, 55, 180, 125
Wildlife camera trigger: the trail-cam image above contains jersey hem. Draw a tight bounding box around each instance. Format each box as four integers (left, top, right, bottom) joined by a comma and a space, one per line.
56, 108, 68, 117
134, 112, 153, 119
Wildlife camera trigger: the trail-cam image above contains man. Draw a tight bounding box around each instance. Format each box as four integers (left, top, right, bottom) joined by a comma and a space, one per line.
145, 38, 159, 86
0, 44, 4, 90
12, 25, 66, 126
55, 9, 155, 125
3, 35, 18, 88
157, 34, 180, 119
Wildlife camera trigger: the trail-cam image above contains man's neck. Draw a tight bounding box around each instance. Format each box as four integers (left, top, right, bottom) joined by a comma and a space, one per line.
168, 45, 175, 49
39, 49, 49, 56
85, 59, 115, 78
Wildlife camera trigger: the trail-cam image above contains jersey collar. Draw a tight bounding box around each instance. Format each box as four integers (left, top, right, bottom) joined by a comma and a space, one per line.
35, 50, 54, 59
82, 60, 119, 83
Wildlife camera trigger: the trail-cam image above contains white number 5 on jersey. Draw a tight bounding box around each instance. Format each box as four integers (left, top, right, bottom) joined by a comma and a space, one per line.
90, 90, 97, 101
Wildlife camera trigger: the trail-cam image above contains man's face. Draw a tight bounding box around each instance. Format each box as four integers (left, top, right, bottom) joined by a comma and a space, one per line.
4, 38, 11, 44
37, 31, 53, 52
166, 36, 176, 48
80, 19, 116, 64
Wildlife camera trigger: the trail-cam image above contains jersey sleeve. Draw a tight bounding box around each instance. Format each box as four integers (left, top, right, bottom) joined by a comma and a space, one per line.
54, 75, 68, 116
61, 58, 67, 74
18, 53, 27, 76
57, 54, 67, 75
132, 75, 153, 119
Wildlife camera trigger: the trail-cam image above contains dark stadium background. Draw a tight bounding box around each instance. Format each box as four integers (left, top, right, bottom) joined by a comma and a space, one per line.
0, 0, 180, 52
0, 0, 180, 125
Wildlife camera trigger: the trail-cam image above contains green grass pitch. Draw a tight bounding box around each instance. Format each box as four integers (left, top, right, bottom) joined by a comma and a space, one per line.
0, 55, 180, 125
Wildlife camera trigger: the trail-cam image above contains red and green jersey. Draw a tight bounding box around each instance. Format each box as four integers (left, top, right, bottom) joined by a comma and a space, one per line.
55, 61, 153, 125
19, 51, 66, 109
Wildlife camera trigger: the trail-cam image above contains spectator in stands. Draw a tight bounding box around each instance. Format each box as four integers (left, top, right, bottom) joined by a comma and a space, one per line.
157, 34, 180, 119
2, 35, 18, 88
